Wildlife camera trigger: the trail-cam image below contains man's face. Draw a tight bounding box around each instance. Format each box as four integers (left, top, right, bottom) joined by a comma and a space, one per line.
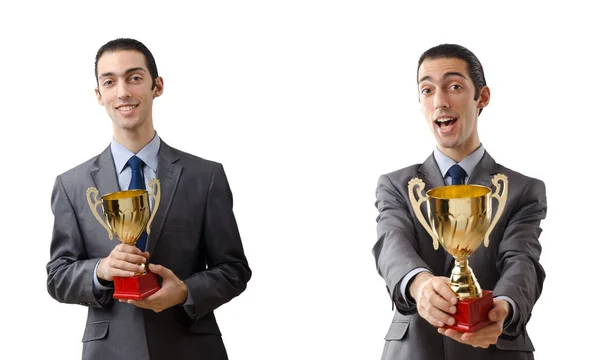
95, 50, 163, 132
417, 57, 489, 155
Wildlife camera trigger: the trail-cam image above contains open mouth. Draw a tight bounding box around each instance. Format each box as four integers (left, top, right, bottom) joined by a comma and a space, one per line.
435, 117, 457, 128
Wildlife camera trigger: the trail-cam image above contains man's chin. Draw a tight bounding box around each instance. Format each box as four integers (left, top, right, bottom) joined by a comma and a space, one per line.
434, 134, 457, 147
436, 139, 461, 152
113, 119, 142, 132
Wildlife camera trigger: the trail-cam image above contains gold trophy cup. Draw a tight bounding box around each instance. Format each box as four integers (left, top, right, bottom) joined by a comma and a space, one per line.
408, 174, 507, 332
86, 178, 161, 300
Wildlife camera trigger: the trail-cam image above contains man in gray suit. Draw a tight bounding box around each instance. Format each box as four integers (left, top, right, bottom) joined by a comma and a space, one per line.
373, 44, 546, 359
47, 38, 251, 360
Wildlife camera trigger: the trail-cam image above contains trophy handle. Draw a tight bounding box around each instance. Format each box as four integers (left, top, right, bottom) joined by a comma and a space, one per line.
408, 178, 439, 250
146, 178, 161, 235
483, 174, 508, 247
86, 187, 113, 240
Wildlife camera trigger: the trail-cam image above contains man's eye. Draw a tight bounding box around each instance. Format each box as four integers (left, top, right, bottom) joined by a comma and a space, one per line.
421, 88, 431, 95
102, 80, 113, 86
449, 84, 462, 91
130, 76, 142, 82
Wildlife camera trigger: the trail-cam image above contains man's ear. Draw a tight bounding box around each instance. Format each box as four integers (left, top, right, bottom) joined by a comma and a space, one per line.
153, 76, 164, 98
95, 88, 104, 106
477, 86, 490, 110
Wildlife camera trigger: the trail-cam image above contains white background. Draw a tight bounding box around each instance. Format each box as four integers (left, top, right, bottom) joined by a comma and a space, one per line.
0, 1, 596, 359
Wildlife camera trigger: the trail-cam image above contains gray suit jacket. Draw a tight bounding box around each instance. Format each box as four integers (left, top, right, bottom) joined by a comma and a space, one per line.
373, 151, 546, 360
47, 140, 251, 360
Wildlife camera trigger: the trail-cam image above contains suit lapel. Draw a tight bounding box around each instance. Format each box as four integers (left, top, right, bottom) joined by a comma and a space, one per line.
417, 153, 445, 190
442, 151, 501, 275
467, 151, 498, 189
146, 140, 182, 257
90, 146, 120, 197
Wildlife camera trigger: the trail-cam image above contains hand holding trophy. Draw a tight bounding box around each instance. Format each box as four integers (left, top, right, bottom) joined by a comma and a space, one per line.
86, 178, 162, 300
408, 174, 508, 332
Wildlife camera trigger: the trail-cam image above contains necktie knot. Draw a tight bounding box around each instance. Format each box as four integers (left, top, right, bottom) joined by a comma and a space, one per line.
447, 164, 467, 185
126, 155, 144, 171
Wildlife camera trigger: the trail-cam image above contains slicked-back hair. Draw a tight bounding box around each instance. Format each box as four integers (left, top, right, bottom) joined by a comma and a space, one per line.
418, 44, 486, 115
95, 38, 159, 91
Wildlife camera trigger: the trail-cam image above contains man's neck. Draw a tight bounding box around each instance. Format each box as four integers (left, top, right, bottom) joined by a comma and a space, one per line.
437, 138, 480, 163
113, 127, 156, 154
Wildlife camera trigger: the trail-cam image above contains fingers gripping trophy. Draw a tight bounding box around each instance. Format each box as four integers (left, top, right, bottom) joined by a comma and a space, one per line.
86, 178, 161, 300
408, 174, 508, 333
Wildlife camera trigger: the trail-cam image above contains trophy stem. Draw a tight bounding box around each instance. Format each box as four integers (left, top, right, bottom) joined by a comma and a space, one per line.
134, 263, 148, 277
449, 256, 483, 300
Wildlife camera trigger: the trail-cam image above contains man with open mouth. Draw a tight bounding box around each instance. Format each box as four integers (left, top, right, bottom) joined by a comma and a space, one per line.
373, 44, 547, 360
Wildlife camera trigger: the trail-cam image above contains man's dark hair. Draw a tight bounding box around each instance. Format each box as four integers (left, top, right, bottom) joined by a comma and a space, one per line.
95, 38, 159, 91
418, 44, 487, 115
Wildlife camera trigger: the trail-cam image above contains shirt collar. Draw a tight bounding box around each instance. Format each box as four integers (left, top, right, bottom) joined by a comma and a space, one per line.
433, 143, 485, 179
110, 132, 160, 174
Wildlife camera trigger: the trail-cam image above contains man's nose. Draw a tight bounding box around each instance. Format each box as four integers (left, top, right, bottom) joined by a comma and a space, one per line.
434, 91, 449, 109
117, 81, 131, 99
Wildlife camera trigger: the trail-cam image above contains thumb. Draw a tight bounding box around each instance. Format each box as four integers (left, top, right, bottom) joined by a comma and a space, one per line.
489, 304, 508, 322
489, 308, 500, 322
148, 263, 166, 275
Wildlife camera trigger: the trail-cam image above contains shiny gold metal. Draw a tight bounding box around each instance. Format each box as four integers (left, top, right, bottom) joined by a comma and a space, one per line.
408, 178, 440, 250
147, 178, 160, 235
86, 179, 162, 274
484, 175, 507, 248
100, 189, 151, 245
408, 174, 508, 300
87, 187, 113, 240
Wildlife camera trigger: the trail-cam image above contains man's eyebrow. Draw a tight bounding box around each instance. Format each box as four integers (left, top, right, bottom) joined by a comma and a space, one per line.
99, 67, 147, 78
418, 71, 468, 83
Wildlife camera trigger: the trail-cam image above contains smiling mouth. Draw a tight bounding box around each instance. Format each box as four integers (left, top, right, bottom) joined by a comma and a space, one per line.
116, 104, 138, 111
435, 117, 457, 127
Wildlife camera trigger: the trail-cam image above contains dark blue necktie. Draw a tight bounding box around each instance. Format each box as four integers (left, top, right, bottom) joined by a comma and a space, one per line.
126, 156, 147, 252
447, 164, 467, 185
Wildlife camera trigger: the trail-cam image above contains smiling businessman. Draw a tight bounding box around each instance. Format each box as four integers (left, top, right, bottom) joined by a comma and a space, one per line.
47, 38, 251, 360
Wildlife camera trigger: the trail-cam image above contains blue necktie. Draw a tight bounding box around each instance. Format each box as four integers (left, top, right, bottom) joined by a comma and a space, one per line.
447, 164, 467, 185
126, 156, 147, 252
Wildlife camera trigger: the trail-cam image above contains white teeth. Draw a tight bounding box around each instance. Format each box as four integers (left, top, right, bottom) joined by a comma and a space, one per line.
436, 118, 455, 123
118, 105, 136, 111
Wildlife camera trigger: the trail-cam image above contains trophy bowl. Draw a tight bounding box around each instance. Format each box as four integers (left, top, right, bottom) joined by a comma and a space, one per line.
101, 189, 151, 245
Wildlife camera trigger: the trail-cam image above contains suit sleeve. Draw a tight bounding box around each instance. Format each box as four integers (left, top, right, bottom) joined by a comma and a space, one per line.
185, 164, 251, 320
493, 178, 547, 337
373, 174, 431, 314
46, 176, 113, 308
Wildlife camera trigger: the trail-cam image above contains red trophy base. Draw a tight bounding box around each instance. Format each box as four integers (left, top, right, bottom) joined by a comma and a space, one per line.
113, 271, 160, 300
446, 290, 494, 333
